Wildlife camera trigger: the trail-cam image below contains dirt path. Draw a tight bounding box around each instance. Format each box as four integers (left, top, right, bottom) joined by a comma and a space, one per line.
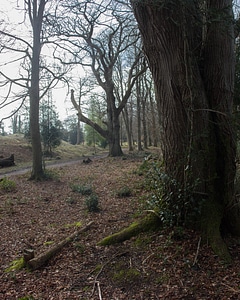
0, 154, 108, 178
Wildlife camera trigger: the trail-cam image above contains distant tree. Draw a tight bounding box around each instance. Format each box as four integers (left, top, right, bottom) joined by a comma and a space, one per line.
40, 96, 62, 155
62, 115, 84, 145
41, 121, 62, 155
70, 77, 92, 145
84, 95, 108, 148
11, 114, 22, 134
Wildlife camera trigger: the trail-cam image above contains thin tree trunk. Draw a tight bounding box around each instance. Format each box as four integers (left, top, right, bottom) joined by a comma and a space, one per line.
149, 94, 158, 147
141, 96, 148, 149
136, 77, 143, 152
76, 117, 81, 145
122, 106, 134, 151
29, 0, 45, 180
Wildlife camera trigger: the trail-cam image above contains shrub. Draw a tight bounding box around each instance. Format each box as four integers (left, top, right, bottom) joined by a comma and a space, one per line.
142, 160, 201, 226
71, 183, 92, 195
85, 193, 99, 212
116, 186, 132, 198
42, 169, 60, 181
0, 177, 16, 192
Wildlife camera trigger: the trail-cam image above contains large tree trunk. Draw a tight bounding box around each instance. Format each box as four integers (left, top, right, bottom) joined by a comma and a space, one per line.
201, 0, 237, 250
131, 0, 237, 261
107, 109, 123, 156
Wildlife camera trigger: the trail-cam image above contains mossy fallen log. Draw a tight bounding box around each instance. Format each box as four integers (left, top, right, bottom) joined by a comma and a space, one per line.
26, 221, 94, 270
98, 213, 161, 246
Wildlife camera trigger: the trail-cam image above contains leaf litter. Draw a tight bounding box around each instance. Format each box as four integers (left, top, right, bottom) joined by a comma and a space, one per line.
0, 155, 240, 299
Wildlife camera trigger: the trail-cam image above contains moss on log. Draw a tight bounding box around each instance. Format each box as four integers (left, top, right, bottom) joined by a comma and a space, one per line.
98, 213, 161, 246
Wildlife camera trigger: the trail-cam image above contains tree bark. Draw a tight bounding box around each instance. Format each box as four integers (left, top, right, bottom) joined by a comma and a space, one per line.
131, 0, 238, 261
149, 92, 158, 147
107, 95, 124, 156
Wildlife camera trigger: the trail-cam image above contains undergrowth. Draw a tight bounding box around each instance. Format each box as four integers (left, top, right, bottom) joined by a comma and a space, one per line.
85, 193, 99, 212
0, 177, 16, 192
70, 183, 92, 195
139, 157, 202, 227
116, 186, 132, 197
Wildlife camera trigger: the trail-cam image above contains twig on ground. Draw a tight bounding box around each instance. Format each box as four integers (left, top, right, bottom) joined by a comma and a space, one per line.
97, 281, 102, 300
193, 237, 201, 266
142, 252, 155, 274
221, 282, 240, 293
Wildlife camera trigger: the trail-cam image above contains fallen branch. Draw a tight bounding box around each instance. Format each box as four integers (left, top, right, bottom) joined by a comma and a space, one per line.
26, 221, 94, 270
193, 237, 201, 266
221, 282, 240, 293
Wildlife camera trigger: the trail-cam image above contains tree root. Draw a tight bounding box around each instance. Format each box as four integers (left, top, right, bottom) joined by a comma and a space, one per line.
201, 200, 232, 264
98, 213, 161, 246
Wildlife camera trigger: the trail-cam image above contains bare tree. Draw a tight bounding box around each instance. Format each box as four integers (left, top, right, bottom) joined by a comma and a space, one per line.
53, 0, 147, 156
0, 0, 69, 179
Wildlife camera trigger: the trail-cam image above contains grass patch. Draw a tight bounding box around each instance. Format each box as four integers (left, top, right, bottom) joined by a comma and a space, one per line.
0, 177, 16, 192
42, 169, 60, 181
70, 183, 93, 195
5, 257, 25, 272
65, 221, 82, 228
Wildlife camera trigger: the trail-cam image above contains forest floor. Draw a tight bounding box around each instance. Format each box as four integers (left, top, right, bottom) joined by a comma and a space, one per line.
0, 136, 240, 299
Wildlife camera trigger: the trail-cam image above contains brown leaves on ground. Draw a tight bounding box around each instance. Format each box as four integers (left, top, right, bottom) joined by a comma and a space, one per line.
0, 155, 240, 299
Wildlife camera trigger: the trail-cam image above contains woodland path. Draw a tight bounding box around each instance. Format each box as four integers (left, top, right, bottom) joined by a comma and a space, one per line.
0, 153, 108, 178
